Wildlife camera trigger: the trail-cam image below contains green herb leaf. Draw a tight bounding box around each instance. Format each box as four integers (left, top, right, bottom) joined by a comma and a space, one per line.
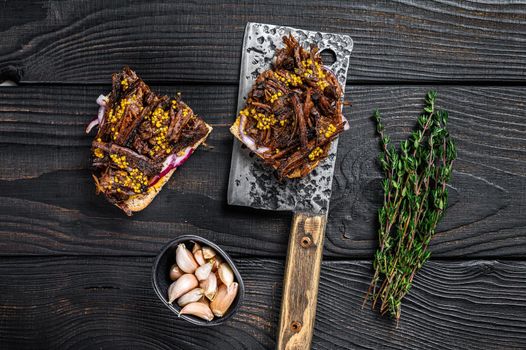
365, 91, 456, 320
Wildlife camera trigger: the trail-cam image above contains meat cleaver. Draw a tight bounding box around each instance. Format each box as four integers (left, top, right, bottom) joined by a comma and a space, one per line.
227, 23, 353, 349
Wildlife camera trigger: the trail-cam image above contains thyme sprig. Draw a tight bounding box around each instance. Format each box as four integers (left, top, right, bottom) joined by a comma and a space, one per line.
365, 91, 456, 320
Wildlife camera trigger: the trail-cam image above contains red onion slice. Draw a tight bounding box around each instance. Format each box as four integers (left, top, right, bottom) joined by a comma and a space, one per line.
97, 106, 105, 123
86, 118, 99, 133
257, 146, 270, 153
342, 115, 350, 131
96, 94, 108, 108
149, 147, 194, 187
238, 115, 270, 154
86, 94, 109, 133
96, 94, 108, 125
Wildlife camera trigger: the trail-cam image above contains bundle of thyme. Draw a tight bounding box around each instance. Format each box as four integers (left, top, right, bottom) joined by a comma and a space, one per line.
365, 91, 456, 320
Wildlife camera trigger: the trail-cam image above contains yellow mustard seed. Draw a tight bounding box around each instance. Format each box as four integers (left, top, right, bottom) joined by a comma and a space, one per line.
120, 79, 128, 90
324, 123, 337, 138
94, 148, 104, 158
308, 147, 323, 161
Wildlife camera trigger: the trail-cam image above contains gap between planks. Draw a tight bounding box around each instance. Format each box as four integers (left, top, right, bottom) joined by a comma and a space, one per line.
3, 81, 526, 87
1, 254, 525, 262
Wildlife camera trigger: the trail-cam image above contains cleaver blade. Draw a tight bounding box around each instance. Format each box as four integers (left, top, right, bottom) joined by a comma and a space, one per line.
227, 23, 353, 215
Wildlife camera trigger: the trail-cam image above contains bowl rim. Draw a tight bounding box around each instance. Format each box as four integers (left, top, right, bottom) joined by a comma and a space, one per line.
151, 234, 245, 326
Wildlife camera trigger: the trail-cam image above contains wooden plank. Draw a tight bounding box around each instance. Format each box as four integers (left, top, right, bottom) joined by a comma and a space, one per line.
0, 85, 524, 257
1, 1, 525, 83
0, 257, 524, 349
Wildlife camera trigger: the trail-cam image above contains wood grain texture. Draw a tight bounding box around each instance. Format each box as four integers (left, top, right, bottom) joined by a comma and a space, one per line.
1, 0, 525, 83
0, 84, 524, 257
0, 257, 525, 350
278, 213, 326, 350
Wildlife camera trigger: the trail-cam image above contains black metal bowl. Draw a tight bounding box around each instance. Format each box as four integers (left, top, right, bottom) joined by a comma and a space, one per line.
152, 235, 245, 326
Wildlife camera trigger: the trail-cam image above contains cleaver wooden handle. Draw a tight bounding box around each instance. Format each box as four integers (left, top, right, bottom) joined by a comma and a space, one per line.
277, 212, 327, 350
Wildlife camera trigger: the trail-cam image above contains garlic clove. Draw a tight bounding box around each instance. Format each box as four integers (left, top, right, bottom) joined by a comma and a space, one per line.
198, 296, 210, 306
194, 249, 206, 266
167, 274, 198, 304
176, 243, 198, 273
177, 288, 204, 307
200, 271, 218, 300
179, 302, 214, 321
211, 256, 223, 272
210, 282, 238, 317
192, 242, 202, 254
202, 246, 216, 260
195, 261, 213, 281
169, 264, 184, 281
218, 263, 234, 287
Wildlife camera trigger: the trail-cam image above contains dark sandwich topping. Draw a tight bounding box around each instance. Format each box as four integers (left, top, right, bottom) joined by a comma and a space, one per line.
233, 35, 348, 179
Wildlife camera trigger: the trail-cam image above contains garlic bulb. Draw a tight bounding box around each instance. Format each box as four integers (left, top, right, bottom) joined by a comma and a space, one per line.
167, 274, 198, 304
210, 283, 238, 317
176, 243, 198, 273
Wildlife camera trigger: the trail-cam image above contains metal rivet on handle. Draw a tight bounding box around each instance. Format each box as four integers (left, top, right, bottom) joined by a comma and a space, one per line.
300, 236, 312, 248
290, 321, 302, 333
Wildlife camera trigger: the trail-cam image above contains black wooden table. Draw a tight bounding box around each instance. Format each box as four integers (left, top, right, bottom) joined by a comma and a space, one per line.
1, 1, 525, 349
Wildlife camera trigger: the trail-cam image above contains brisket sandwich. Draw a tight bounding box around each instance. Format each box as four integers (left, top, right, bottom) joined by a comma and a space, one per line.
86, 67, 212, 215
230, 35, 348, 179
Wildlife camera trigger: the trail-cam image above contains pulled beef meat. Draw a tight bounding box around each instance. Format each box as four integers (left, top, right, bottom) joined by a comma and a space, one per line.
89, 67, 210, 213
234, 35, 347, 179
